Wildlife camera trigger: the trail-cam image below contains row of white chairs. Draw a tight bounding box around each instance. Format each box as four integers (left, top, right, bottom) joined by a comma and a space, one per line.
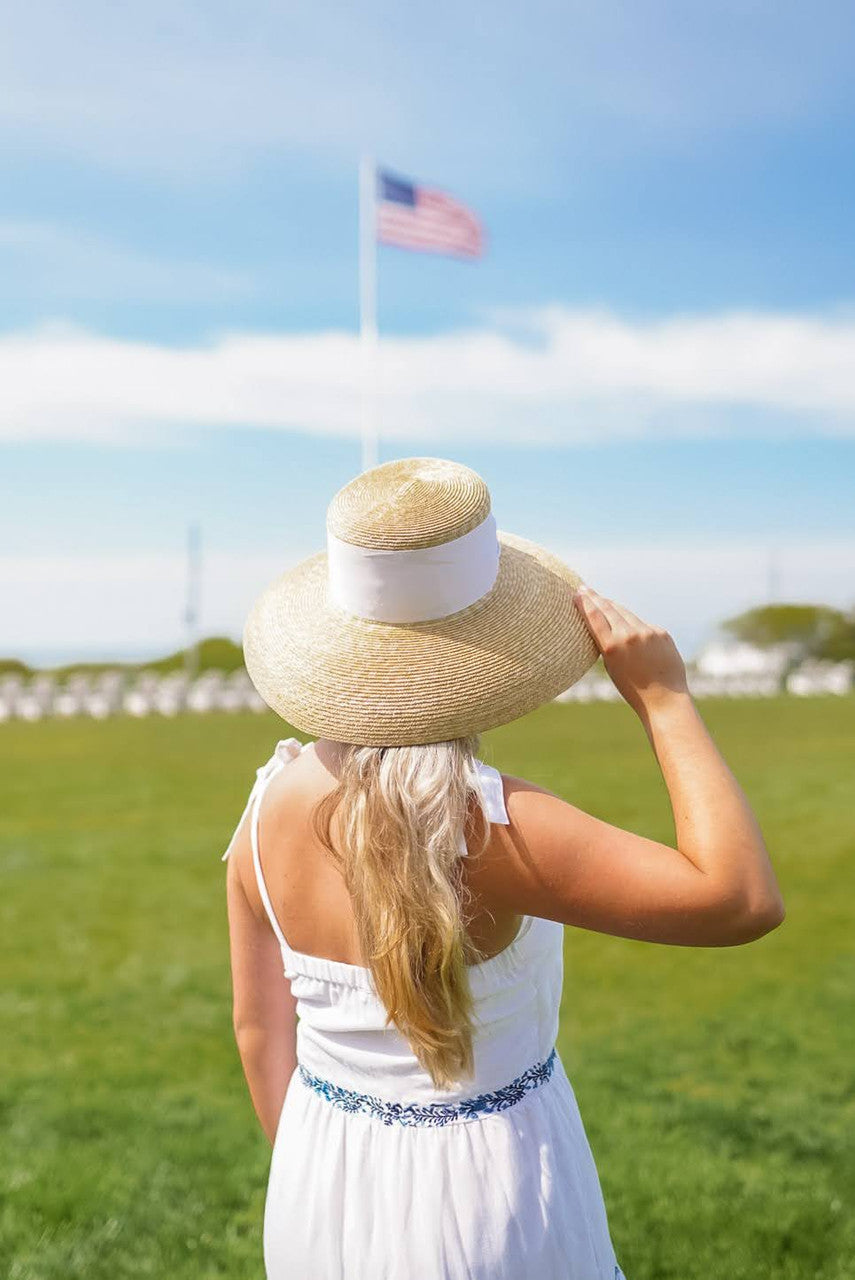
557, 666, 853, 702
1, 662, 852, 724
0, 669, 267, 722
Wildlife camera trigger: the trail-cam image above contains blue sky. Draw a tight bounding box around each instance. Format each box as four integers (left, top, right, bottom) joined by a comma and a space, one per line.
2, 1, 854, 663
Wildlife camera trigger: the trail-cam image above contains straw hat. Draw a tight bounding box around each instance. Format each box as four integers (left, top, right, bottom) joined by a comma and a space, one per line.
243, 457, 598, 746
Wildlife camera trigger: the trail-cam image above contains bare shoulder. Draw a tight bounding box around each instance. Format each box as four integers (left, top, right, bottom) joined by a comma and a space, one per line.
225, 748, 324, 913
466, 769, 586, 916
497, 769, 588, 850
500, 770, 564, 813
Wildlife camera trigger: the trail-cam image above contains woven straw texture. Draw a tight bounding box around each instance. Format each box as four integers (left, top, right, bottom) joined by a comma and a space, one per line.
327, 457, 491, 550
243, 459, 599, 746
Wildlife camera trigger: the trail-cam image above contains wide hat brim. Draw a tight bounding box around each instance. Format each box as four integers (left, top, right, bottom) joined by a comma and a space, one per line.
243, 529, 599, 746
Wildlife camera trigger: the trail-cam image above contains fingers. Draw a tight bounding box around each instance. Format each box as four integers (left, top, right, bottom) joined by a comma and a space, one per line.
575, 585, 626, 633
573, 585, 612, 651
607, 598, 649, 632
589, 592, 630, 635
574, 584, 653, 643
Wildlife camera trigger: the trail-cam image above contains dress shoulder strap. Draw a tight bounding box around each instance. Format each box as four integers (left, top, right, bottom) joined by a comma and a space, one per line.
222, 738, 305, 863
222, 738, 307, 950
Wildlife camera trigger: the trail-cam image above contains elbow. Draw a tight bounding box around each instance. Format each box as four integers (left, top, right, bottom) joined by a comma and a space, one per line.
232, 1008, 262, 1052
759, 891, 786, 935
232, 1003, 245, 1042
718, 889, 786, 945
233, 1020, 269, 1069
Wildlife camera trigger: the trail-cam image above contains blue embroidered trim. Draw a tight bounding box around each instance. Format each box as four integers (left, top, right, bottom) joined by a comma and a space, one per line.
298, 1046, 558, 1128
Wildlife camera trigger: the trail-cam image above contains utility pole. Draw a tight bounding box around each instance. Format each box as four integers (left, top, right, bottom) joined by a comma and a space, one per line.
184, 523, 202, 683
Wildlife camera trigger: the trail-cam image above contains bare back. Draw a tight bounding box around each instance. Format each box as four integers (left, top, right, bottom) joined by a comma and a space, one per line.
239, 738, 525, 967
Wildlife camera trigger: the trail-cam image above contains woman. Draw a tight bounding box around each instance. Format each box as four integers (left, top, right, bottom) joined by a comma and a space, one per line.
224, 457, 785, 1280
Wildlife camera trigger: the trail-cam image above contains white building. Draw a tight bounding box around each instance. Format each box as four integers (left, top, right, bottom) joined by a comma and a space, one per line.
693, 638, 793, 679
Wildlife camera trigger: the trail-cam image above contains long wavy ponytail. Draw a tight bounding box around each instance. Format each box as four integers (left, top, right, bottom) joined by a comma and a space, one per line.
311, 735, 492, 1089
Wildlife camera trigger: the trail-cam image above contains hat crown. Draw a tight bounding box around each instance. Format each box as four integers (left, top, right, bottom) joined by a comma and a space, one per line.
327, 457, 491, 551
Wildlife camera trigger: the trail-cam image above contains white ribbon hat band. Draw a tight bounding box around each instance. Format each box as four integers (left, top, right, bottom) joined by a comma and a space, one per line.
327, 511, 500, 624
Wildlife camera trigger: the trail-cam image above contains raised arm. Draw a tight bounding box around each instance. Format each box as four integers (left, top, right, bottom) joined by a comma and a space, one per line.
472, 586, 785, 947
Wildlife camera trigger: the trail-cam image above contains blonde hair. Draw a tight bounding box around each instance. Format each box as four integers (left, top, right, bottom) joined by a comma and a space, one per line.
312, 735, 492, 1089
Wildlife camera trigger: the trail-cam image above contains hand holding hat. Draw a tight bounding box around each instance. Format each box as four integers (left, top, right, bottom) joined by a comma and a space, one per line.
574, 585, 688, 721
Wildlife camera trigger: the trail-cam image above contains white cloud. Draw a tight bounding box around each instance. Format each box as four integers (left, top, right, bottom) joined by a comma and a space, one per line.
3, 306, 855, 446
3, 537, 853, 665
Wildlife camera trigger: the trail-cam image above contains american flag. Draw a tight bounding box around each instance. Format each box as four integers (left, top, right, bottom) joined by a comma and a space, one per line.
376, 168, 485, 259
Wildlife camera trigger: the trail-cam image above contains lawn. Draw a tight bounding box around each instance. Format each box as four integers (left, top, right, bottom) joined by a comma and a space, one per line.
1, 698, 853, 1278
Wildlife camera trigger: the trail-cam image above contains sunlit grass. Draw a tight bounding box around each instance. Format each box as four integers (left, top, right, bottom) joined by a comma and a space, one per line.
2, 698, 853, 1278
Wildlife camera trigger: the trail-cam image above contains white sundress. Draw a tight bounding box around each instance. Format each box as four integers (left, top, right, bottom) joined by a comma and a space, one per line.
225, 739, 627, 1280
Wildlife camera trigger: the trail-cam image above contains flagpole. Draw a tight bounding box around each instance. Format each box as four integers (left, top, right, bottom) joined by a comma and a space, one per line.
359, 156, 379, 472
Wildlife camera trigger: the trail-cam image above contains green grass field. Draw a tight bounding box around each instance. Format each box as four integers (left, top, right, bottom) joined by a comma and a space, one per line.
2, 698, 853, 1279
